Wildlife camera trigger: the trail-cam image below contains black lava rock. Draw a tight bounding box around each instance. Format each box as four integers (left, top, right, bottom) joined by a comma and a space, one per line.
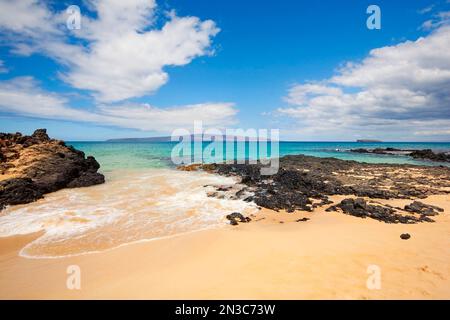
192, 154, 449, 223
327, 198, 422, 224
410, 149, 450, 162
400, 233, 411, 240
0, 129, 105, 210
226, 212, 251, 225
0, 178, 44, 210
404, 201, 443, 216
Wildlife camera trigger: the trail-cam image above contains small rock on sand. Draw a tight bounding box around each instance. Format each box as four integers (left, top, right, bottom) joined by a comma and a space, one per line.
400, 233, 411, 240
226, 212, 251, 226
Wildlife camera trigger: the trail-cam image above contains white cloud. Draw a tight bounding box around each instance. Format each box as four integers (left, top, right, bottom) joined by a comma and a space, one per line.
0, 0, 58, 36
0, 0, 219, 102
63, 14, 219, 102
284, 84, 343, 105
95, 103, 237, 131
421, 10, 450, 30
0, 77, 81, 118
0, 77, 238, 131
278, 25, 450, 140
414, 129, 450, 136
418, 5, 435, 15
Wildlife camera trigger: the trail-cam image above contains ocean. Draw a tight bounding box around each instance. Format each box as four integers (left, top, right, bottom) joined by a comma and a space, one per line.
69, 141, 450, 172
1, 141, 449, 258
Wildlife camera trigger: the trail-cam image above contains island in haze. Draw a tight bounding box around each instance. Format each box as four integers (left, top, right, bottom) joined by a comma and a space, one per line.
107, 137, 381, 143
107, 136, 174, 142
356, 139, 383, 143
106, 134, 272, 142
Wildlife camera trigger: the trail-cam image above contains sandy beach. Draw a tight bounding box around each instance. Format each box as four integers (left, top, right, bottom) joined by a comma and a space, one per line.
2, 0, 450, 305
1, 194, 449, 300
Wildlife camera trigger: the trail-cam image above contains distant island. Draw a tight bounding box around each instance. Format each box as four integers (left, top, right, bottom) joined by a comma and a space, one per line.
106, 134, 271, 142
107, 136, 174, 142
356, 139, 382, 143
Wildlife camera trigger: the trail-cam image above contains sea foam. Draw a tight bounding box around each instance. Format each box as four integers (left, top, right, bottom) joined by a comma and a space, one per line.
0, 169, 257, 258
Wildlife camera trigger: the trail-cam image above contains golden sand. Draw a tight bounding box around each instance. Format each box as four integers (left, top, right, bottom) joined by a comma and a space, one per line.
0, 194, 449, 299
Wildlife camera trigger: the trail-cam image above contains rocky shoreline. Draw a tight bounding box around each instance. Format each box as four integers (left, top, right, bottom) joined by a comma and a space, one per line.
350, 147, 450, 163
181, 155, 450, 224
0, 129, 105, 210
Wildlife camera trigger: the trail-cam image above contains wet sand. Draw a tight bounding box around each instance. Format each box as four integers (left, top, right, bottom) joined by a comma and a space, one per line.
0, 194, 449, 299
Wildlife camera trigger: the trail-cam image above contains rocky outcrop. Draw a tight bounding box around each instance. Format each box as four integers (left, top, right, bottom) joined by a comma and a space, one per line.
349, 148, 450, 163
185, 154, 450, 224
0, 178, 43, 208
350, 147, 402, 154
409, 149, 450, 162
404, 201, 444, 216
0, 129, 105, 210
226, 212, 251, 225
326, 198, 436, 224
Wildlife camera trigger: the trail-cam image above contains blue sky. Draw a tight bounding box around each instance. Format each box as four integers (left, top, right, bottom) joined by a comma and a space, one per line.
0, 0, 449, 141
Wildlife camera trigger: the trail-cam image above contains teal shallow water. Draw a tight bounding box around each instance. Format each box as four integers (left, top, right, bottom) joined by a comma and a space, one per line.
2, 140, 449, 258
69, 141, 450, 172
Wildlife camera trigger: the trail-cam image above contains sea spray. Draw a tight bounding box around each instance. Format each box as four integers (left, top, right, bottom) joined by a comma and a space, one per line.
0, 169, 257, 258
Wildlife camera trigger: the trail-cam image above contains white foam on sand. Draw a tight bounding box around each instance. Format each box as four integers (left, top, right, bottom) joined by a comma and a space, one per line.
0, 169, 258, 258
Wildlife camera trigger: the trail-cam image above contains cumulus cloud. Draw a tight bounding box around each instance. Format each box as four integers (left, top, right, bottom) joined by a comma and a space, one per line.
0, 0, 229, 132
0, 0, 58, 36
278, 24, 450, 140
0, 77, 238, 131
0, 0, 219, 102
0, 77, 78, 118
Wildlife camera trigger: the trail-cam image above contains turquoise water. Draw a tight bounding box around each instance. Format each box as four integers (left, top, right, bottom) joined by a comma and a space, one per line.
2, 140, 448, 258
69, 141, 450, 172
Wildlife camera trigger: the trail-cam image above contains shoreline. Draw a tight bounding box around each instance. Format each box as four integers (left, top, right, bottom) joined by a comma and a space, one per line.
0, 168, 258, 258
15, 225, 225, 260
1, 152, 449, 299
0, 194, 449, 299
